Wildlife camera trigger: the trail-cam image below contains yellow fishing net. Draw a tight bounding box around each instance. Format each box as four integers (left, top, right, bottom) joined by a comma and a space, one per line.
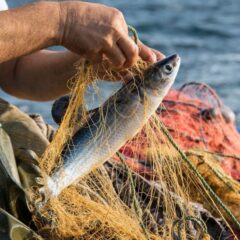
31, 59, 240, 240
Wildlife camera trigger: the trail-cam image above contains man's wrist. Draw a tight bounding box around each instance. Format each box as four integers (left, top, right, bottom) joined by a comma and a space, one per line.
57, 1, 68, 46
34, 1, 63, 46
57, 1, 88, 47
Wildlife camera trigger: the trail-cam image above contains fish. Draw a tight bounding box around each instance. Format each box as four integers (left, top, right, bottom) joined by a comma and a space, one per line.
47, 54, 181, 197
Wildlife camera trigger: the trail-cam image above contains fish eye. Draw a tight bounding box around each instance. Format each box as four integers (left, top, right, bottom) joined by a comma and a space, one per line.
163, 64, 173, 74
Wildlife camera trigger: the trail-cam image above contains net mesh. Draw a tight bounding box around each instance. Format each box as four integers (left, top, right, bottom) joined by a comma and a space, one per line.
31, 60, 240, 240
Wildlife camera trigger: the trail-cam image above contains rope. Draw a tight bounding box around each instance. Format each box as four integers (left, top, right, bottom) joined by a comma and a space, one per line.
172, 216, 209, 240
128, 25, 139, 44
116, 151, 150, 239
158, 120, 240, 229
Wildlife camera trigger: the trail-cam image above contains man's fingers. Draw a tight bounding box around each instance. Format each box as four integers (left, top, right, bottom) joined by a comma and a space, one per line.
152, 48, 165, 61
91, 37, 165, 70
138, 41, 165, 63
104, 43, 126, 69
117, 37, 139, 68
138, 41, 156, 62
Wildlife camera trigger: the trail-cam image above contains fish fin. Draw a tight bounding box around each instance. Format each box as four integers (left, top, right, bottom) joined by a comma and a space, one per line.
51, 95, 99, 125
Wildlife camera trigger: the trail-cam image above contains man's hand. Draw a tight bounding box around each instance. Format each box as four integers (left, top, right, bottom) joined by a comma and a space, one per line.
59, 1, 137, 69
59, 2, 164, 69
0, 1, 165, 101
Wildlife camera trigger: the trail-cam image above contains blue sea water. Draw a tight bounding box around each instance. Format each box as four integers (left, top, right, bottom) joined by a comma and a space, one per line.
2, 0, 240, 125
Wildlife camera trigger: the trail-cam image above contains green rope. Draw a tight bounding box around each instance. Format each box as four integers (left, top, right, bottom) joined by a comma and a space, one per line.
116, 151, 150, 239
158, 120, 240, 229
128, 25, 139, 44
172, 216, 208, 240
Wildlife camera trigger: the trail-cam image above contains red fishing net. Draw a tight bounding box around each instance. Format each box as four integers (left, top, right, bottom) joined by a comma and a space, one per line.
119, 82, 240, 181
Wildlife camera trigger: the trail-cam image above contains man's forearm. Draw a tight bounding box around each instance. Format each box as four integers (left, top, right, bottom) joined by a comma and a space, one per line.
0, 50, 80, 101
0, 1, 60, 63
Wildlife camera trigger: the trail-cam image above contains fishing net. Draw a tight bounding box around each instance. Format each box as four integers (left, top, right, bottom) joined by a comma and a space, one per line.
162, 84, 240, 180
29, 59, 240, 240
123, 82, 240, 180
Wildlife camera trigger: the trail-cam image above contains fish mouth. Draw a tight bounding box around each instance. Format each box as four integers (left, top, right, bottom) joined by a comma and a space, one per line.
154, 54, 181, 69
166, 54, 180, 67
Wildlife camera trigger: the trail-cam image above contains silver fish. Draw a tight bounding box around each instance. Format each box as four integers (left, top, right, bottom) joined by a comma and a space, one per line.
47, 54, 181, 197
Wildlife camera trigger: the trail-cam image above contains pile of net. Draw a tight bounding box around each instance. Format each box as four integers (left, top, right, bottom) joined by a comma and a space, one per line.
121, 82, 240, 180
30, 62, 240, 240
